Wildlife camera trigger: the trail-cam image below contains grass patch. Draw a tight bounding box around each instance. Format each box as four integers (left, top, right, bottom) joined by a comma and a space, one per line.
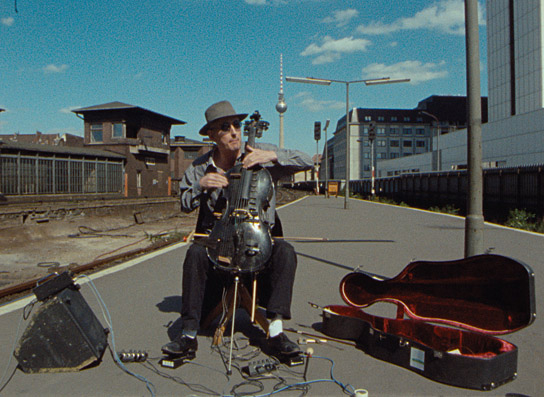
428, 205, 460, 215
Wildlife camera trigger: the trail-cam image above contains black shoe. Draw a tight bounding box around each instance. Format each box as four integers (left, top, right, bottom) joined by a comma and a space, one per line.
161, 334, 198, 356
267, 333, 301, 356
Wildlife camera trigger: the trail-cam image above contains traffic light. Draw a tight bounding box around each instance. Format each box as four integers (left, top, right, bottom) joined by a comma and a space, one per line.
314, 121, 321, 141
368, 121, 376, 140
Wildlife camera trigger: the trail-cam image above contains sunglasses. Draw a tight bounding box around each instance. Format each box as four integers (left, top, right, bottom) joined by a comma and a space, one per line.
219, 119, 241, 132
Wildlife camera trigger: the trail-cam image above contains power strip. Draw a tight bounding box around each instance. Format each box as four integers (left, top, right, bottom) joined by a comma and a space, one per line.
245, 358, 277, 376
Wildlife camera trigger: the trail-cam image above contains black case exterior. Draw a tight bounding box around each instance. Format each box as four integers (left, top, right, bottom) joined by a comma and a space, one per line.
14, 286, 108, 373
322, 308, 518, 391
321, 254, 535, 391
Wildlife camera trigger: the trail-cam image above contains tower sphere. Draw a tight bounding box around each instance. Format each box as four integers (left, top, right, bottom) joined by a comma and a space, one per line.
276, 100, 287, 114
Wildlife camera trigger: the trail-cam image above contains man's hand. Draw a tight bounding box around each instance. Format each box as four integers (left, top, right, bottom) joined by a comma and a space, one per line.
243, 145, 278, 169
200, 172, 229, 190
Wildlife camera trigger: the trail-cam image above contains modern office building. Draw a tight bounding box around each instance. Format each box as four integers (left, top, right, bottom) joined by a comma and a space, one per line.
323, 96, 487, 180
376, 0, 544, 177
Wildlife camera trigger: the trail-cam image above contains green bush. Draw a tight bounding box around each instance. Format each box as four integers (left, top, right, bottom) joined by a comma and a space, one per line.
505, 209, 544, 232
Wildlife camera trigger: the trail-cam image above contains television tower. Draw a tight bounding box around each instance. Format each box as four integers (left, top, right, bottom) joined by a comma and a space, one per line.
275, 54, 287, 149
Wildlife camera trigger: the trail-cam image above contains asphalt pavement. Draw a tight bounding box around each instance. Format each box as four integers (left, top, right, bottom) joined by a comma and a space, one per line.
0, 195, 541, 396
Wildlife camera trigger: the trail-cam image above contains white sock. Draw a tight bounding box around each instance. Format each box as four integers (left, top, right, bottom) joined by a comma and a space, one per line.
268, 319, 283, 338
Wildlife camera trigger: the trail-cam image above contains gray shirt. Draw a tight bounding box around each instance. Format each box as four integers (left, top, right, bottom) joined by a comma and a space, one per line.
179, 142, 313, 233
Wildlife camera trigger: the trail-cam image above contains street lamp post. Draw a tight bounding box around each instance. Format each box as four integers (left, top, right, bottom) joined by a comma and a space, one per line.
420, 110, 441, 171
286, 76, 409, 209
323, 119, 330, 197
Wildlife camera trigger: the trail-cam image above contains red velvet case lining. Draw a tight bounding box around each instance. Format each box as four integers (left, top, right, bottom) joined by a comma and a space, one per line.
326, 304, 515, 358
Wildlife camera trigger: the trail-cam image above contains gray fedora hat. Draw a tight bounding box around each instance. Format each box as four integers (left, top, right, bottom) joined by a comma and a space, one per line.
199, 100, 248, 136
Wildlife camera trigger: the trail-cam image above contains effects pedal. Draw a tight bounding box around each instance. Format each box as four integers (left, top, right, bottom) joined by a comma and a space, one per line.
159, 352, 196, 369
117, 350, 148, 363
283, 353, 304, 367
244, 358, 277, 376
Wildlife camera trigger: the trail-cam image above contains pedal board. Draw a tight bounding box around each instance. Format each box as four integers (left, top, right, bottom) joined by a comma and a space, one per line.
159, 352, 196, 369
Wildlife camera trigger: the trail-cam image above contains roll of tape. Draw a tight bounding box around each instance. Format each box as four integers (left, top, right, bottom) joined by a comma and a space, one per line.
353, 389, 368, 397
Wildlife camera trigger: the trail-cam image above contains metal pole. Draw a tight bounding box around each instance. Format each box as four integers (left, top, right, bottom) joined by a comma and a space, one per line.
344, 83, 350, 209
437, 124, 441, 172
315, 138, 319, 194
464, 0, 484, 257
227, 276, 240, 375
371, 138, 375, 196
325, 126, 329, 197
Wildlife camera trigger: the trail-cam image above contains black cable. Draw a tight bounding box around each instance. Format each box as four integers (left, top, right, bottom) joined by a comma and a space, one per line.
0, 299, 36, 393
230, 379, 264, 396
0, 366, 17, 394
141, 360, 221, 396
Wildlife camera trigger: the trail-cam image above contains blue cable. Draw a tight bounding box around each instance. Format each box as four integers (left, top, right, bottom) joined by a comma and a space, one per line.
77, 275, 157, 397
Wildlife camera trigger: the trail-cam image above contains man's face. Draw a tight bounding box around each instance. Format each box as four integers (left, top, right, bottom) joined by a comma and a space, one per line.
208, 117, 242, 153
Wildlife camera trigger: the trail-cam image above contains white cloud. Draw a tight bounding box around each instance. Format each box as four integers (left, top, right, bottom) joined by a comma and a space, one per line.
357, 0, 485, 36
301, 35, 371, 65
293, 92, 344, 112
59, 106, 81, 114
322, 9, 359, 27
1, 17, 14, 26
362, 60, 448, 84
43, 64, 69, 74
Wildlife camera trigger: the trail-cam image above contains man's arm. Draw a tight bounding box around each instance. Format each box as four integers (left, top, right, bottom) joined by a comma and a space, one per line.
249, 143, 313, 181
179, 163, 205, 213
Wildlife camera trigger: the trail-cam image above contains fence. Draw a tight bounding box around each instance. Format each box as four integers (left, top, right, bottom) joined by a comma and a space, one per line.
1, 154, 124, 195
293, 165, 544, 219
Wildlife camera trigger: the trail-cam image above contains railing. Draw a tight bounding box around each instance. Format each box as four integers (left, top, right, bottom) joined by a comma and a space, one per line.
1, 154, 124, 195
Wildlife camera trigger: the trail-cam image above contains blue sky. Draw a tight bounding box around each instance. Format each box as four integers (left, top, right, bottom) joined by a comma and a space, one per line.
1, 0, 486, 154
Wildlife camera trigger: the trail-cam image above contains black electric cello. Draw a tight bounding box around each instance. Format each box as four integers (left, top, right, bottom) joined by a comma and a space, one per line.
206, 111, 274, 274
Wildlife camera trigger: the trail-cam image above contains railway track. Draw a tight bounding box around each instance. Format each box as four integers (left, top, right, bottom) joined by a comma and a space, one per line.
0, 188, 309, 304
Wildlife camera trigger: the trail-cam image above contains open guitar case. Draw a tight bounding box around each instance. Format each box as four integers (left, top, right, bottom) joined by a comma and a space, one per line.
320, 254, 536, 391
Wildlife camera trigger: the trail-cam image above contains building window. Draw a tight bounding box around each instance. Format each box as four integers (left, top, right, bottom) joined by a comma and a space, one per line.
363, 140, 370, 147
184, 151, 199, 160
416, 128, 425, 135
390, 127, 399, 135
377, 153, 387, 159
403, 140, 413, 147
112, 123, 124, 139
145, 157, 155, 166
391, 116, 397, 121
363, 152, 370, 159
90, 124, 103, 143
377, 139, 386, 147
416, 140, 426, 148
364, 116, 372, 121
403, 116, 410, 121
136, 171, 142, 188
378, 116, 385, 121
390, 152, 400, 159
390, 140, 399, 147
377, 127, 386, 135
403, 128, 412, 135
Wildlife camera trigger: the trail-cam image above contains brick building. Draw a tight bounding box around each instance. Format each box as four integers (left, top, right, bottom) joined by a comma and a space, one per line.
73, 102, 185, 197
